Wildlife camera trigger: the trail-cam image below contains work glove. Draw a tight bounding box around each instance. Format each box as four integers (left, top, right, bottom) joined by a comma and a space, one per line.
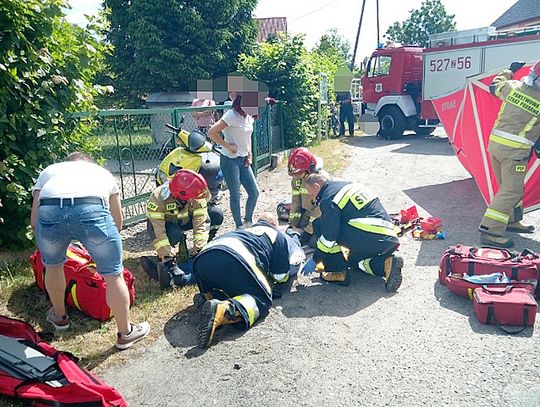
160, 258, 188, 289
299, 258, 317, 276
509, 61, 526, 73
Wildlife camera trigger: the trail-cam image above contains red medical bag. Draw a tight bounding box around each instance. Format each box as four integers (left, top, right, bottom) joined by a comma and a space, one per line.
473, 286, 537, 328
438, 245, 539, 298
30, 243, 135, 321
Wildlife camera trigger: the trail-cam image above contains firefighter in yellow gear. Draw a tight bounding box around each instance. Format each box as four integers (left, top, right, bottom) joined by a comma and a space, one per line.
479, 60, 540, 248
287, 147, 327, 247
144, 170, 222, 289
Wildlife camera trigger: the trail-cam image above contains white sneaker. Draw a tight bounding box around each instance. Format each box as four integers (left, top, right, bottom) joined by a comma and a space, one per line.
116, 322, 150, 350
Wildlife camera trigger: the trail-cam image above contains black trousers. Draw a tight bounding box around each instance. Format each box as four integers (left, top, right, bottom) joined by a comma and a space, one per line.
146, 205, 223, 246
339, 107, 354, 136
193, 249, 271, 328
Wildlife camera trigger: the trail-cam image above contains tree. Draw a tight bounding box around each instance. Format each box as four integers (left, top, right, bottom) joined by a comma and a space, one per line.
104, 0, 258, 104
238, 34, 319, 147
385, 0, 456, 47
0, 0, 109, 248
313, 28, 351, 67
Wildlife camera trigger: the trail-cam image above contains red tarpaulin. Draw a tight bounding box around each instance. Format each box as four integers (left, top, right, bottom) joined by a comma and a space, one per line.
432, 65, 540, 213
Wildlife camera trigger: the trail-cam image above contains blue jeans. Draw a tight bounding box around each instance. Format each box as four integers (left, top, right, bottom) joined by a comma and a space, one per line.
220, 156, 260, 227
35, 202, 123, 275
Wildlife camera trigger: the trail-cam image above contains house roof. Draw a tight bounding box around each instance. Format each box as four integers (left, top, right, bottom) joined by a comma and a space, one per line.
255, 17, 287, 42
491, 0, 540, 28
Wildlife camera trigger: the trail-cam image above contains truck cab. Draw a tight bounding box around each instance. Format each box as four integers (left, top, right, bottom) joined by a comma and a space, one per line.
361, 46, 431, 139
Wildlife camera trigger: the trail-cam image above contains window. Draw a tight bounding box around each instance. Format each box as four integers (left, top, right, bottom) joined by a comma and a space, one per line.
367, 56, 392, 77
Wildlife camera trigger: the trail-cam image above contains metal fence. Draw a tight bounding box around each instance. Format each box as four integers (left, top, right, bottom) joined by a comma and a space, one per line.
68, 104, 285, 225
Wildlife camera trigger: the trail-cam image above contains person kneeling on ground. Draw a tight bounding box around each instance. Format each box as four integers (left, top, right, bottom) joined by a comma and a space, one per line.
301, 173, 403, 291
141, 169, 223, 290
192, 212, 295, 348
287, 147, 328, 248
31, 152, 149, 350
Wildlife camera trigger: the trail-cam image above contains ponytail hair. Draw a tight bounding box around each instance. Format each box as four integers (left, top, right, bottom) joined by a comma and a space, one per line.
232, 94, 247, 117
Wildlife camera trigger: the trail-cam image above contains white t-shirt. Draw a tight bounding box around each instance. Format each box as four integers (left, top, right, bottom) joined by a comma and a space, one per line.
221, 109, 254, 158
33, 161, 119, 207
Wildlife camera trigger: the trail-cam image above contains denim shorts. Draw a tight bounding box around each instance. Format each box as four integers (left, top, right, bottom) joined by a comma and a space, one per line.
36, 202, 123, 276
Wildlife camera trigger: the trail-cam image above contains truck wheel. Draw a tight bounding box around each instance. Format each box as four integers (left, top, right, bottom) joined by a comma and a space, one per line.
377, 107, 406, 140
414, 126, 435, 136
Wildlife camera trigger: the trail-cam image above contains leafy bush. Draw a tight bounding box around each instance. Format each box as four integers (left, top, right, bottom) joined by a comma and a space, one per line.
0, 0, 109, 248
238, 34, 320, 147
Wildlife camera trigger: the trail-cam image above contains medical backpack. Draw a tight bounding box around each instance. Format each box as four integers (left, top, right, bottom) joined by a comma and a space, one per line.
30, 243, 136, 321
438, 245, 539, 298
0, 315, 127, 406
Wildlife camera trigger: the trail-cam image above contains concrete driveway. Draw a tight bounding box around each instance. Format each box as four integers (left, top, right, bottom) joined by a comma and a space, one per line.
101, 131, 540, 407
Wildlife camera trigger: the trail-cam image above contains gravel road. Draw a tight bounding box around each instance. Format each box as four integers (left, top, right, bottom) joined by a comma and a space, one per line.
101, 131, 540, 407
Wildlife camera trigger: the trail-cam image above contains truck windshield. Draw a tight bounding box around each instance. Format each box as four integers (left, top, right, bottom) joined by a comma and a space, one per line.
368, 56, 392, 77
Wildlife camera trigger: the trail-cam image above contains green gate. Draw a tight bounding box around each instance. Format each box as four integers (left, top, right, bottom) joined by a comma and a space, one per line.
69, 104, 284, 226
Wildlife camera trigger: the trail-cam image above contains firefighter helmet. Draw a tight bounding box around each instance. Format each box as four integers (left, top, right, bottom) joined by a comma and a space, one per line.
169, 169, 208, 201
288, 148, 317, 175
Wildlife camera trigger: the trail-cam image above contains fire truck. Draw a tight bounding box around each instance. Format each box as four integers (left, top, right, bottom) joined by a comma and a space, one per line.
360, 26, 540, 139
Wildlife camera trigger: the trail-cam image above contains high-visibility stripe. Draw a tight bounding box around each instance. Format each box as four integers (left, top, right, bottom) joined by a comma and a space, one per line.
348, 217, 398, 237
233, 294, 259, 327
491, 129, 534, 147
289, 212, 301, 219
147, 212, 165, 220
292, 190, 301, 195
309, 216, 316, 223
317, 235, 342, 254
299, 187, 309, 195
210, 225, 220, 230
333, 183, 374, 210
71, 284, 81, 310
519, 116, 538, 138
193, 208, 206, 217
358, 258, 375, 276
485, 208, 509, 224
154, 238, 170, 250
272, 272, 289, 283
204, 237, 272, 295
489, 134, 532, 149
506, 89, 540, 116
248, 225, 278, 243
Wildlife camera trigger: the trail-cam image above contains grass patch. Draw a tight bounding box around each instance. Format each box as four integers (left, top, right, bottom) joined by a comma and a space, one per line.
310, 138, 351, 175
0, 252, 197, 405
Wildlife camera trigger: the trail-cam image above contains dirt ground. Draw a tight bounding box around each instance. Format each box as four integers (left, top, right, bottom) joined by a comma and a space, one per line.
101, 131, 540, 407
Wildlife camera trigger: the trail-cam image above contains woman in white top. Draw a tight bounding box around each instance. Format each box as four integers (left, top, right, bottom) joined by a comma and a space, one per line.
208, 91, 259, 229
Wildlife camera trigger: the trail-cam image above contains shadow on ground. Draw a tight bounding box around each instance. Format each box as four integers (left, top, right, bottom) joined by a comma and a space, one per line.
280, 271, 389, 319
343, 133, 455, 156
433, 280, 535, 338
404, 178, 540, 267
163, 305, 248, 359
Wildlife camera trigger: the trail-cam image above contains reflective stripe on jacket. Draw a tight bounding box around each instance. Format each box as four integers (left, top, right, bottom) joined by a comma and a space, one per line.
489, 69, 540, 150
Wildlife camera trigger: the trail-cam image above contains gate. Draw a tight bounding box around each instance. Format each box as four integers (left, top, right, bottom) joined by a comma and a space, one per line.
69, 104, 284, 225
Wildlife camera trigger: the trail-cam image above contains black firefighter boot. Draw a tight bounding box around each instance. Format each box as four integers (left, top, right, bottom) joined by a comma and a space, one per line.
383, 255, 404, 292
140, 256, 159, 281
197, 299, 242, 348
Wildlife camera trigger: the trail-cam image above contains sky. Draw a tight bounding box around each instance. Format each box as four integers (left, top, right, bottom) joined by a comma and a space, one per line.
66, 0, 518, 64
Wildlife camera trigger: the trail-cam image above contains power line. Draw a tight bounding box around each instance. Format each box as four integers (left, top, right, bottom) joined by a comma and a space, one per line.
291, 0, 347, 21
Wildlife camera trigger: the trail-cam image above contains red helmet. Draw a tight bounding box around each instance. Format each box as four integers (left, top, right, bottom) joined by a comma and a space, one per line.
531, 59, 540, 80
288, 148, 316, 175
169, 169, 207, 201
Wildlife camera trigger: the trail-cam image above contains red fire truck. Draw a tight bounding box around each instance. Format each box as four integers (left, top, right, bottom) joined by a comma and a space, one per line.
360, 26, 540, 139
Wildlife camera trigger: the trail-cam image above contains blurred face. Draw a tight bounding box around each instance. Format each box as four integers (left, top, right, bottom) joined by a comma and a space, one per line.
306, 182, 321, 201
228, 91, 238, 101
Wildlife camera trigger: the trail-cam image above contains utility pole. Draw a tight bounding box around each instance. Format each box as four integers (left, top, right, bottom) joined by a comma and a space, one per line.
376, 0, 380, 46
351, 0, 367, 71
